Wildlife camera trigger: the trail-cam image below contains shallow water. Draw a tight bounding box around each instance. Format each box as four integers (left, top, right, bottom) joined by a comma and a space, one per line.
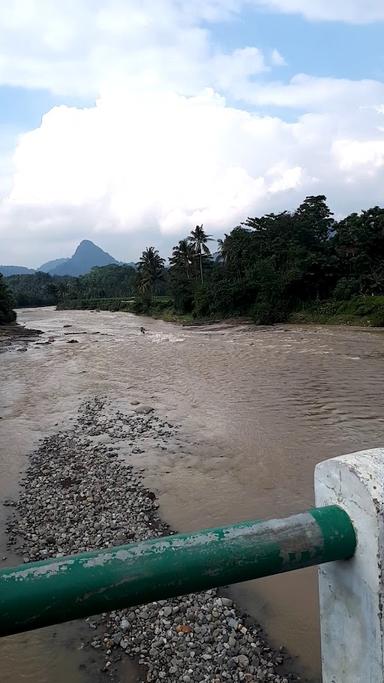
1, 307, 384, 681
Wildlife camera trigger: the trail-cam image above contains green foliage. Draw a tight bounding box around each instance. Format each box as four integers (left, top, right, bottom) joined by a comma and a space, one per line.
169, 239, 195, 313
291, 296, 384, 327
58, 297, 135, 312
332, 277, 360, 301
192, 285, 211, 318
58, 264, 137, 302
187, 225, 213, 284
0, 273, 16, 324
163, 196, 384, 325
5, 272, 63, 307
8, 264, 138, 309
333, 207, 384, 294
79, 264, 136, 298
136, 247, 166, 303
10, 195, 384, 328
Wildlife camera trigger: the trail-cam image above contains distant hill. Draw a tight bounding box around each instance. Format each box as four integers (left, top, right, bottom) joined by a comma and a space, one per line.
49, 240, 119, 276
0, 265, 35, 276
1, 240, 130, 277
38, 257, 69, 273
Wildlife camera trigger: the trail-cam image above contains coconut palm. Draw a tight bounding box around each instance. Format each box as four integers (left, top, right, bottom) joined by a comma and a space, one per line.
187, 225, 212, 284
169, 239, 195, 280
217, 234, 230, 263
136, 247, 165, 302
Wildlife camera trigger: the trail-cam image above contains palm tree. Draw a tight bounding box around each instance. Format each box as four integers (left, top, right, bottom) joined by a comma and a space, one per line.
217, 234, 230, 263
169, 239, 195, 280
136, 247, 165, 302
187, 225, 212, 284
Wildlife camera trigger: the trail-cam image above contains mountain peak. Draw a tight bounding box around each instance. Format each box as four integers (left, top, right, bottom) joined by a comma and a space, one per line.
44, 240, 119, 276
2, 240, 127, 278
74, 239, 110, 256
77, 239, 96, 248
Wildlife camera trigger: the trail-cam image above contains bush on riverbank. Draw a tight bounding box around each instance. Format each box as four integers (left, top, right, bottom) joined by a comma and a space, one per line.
57, 297, 136, 312
57, 294, 197, 324
0, 273, 16, 324
290, 296, 384, 326
5, 271, 66, 307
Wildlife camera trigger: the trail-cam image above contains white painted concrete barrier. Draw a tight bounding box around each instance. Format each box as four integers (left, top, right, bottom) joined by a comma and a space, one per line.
315, 448, 384, 683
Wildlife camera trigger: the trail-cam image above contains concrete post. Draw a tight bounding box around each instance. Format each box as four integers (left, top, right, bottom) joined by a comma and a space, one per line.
315, 448, 384, 683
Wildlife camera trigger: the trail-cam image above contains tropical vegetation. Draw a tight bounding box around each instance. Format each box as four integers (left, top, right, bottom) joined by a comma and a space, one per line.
6, 264, 136, 309
0, 273, 16, 324
5, 196, 384, 326
135, 247, 166, 310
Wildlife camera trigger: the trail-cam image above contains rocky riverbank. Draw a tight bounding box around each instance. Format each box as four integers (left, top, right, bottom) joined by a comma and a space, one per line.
5, 397, 298, 682
0, 322, 42, 353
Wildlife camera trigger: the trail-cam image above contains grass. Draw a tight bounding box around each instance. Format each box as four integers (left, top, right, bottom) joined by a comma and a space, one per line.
148, 308, 194, 324
57, 297, 135, 312
57, 296, 217, 325
57, 295, 384, 328
290, 296, 384, 327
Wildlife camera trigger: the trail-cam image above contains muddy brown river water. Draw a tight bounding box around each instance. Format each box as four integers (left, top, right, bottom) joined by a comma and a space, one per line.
1, 307, 384, 682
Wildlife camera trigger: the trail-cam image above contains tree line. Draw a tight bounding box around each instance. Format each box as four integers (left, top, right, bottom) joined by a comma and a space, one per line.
3, 195, 384, 325
0, 273, 16, 323
3, 265, 137, 311
136, 196, 384, 323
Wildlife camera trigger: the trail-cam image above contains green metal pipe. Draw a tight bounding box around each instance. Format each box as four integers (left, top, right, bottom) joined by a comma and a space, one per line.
0, 505, 355, 637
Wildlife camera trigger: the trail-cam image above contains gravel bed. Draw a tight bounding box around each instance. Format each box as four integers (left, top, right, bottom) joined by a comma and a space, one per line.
5, 397, 299, 682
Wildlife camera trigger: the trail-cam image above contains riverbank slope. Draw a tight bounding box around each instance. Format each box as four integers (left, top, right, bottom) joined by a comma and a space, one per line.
57, 295, 384, 327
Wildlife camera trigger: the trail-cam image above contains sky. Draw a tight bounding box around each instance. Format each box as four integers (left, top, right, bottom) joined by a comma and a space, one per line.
0, 1, 384, 267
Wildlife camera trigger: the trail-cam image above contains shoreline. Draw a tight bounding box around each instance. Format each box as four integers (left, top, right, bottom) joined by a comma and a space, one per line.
15, 301, 384, 330
55, 292, 384, 328
5, 396, 301, 682
58, 299, 384, 329
0, 322, 42, 354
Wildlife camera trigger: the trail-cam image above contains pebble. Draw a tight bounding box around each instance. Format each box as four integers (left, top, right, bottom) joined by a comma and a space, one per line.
6, 396, 298, 683
134, 405, 154, 415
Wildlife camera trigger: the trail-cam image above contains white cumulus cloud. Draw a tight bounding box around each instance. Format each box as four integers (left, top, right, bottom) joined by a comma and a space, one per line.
1, 0, 384, 265
2, 82, 384, 264
253, 0, 384, 23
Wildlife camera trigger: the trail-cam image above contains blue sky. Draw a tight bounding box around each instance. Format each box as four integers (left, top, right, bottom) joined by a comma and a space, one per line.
214, 10, 384, 81
1, 0, 384, 266
0, 87, 91, 130
2, 8, 384, 131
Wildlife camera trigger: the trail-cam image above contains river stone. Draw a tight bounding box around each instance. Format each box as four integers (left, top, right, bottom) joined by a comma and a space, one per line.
92, 434, 111, 444
3, 498, 16, 507
134, 405, 154, 414
238, 654, 249, 668
6, 395, 295, 683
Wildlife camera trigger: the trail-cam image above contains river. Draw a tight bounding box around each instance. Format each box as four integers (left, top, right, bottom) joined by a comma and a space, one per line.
1, 307, 384, 682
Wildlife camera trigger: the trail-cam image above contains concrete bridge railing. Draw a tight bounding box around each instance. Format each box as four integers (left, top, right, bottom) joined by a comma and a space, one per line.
1, 448, 384, 682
